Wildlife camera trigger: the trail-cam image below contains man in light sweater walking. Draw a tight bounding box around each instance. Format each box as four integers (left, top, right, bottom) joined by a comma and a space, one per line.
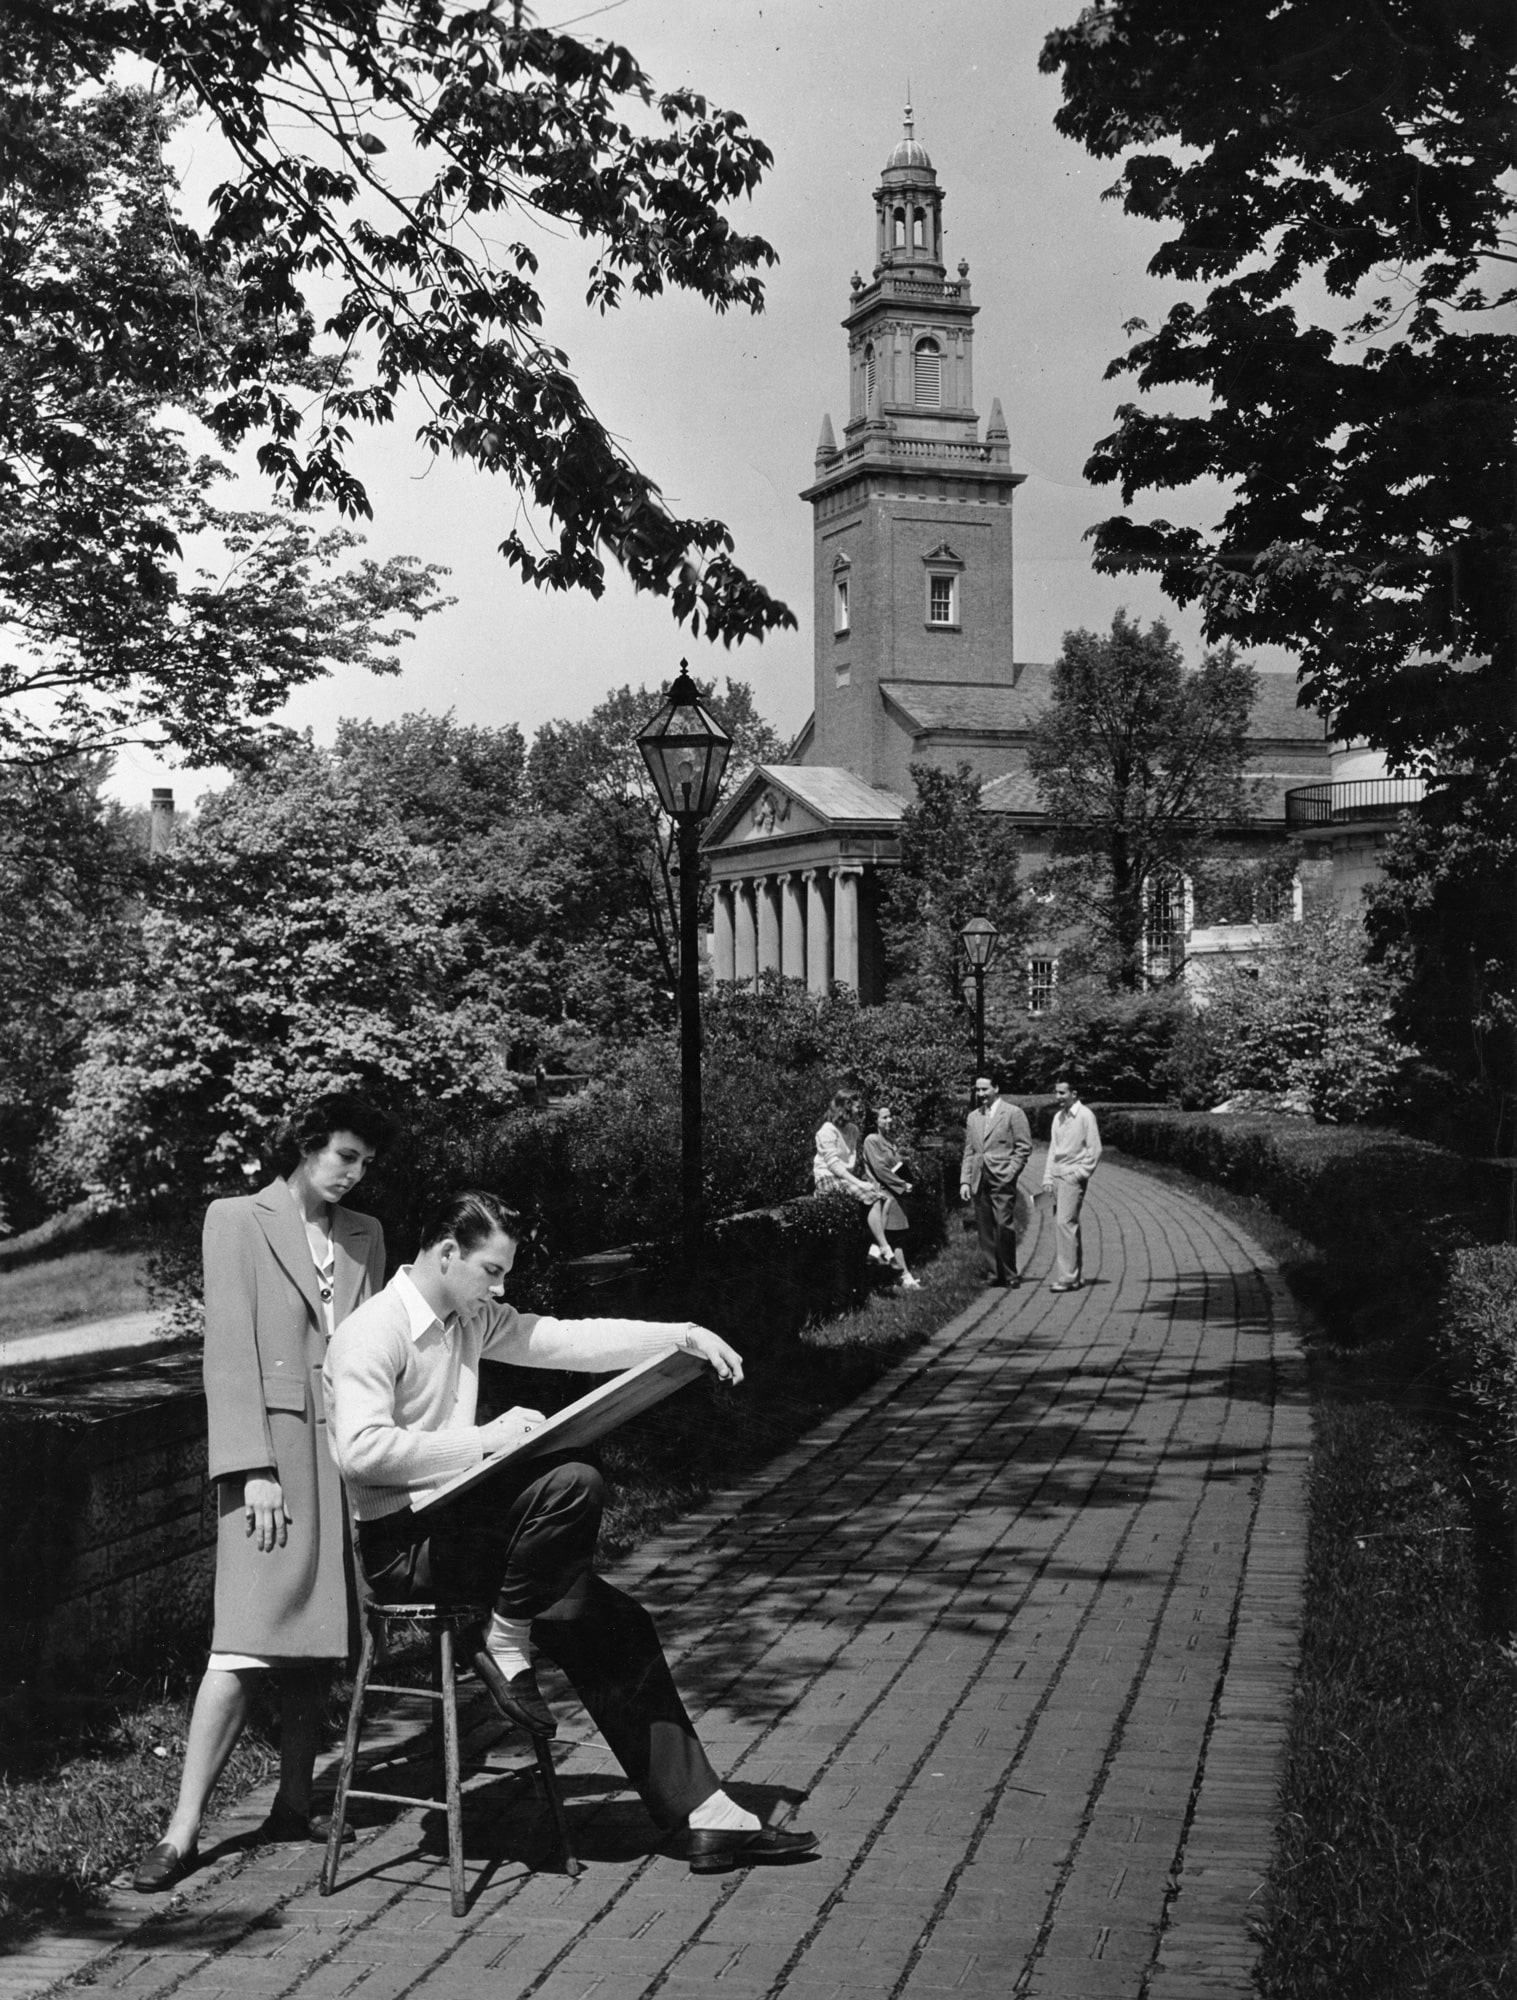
1042, 1076, 1103, 1292
324, 1188, 817, 1875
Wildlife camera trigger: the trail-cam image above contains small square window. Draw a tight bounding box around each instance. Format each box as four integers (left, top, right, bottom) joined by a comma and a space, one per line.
927, 573, 958, 626
834, 661, 851, 688
834, 575, 850, 634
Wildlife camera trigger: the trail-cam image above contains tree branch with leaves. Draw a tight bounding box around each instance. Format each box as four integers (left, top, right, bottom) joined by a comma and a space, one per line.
11, 0, 796, 647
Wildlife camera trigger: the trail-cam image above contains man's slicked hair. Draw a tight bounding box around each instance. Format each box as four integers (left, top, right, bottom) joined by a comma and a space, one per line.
417, 1189, 523, 1255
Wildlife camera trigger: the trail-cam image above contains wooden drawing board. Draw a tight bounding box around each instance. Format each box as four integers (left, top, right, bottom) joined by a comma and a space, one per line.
414, 1347, 707, 1512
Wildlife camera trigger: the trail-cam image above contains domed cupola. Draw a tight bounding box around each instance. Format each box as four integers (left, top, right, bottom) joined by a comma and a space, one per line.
885, 117, 932, 174
874, 103, 944, 277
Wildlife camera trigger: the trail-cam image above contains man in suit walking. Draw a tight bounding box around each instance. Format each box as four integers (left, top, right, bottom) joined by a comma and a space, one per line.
959, 1071, 1033, 1286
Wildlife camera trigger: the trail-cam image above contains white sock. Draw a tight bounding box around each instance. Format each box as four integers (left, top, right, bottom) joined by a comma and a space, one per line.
485, 1611, 534, 1679
688, 1789, 760, 1832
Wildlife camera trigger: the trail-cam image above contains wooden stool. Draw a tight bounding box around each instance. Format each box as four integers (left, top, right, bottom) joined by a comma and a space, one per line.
319, 1601, 580, 1915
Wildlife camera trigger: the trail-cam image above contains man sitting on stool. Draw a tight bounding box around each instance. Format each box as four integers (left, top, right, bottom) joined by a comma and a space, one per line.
323, 1189, 817, 1876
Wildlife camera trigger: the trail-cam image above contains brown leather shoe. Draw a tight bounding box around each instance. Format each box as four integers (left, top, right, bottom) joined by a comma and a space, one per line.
471, 1650, 557, 1736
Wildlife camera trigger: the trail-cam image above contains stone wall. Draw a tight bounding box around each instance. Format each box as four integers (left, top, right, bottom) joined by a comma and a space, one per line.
0, 1351, 215, 1683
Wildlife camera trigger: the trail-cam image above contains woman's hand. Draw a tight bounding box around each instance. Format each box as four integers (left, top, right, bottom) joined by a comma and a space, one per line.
243, 1471, 290, 1553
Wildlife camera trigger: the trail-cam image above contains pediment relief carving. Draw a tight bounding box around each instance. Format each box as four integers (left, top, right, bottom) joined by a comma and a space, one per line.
749, 785, 793, 835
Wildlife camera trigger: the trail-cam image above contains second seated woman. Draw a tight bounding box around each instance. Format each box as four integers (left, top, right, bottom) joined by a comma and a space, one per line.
861, 1103, 921, 1290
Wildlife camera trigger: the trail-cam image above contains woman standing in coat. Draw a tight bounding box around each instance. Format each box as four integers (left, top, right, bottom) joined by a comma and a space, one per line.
132, 1094, 392, 1891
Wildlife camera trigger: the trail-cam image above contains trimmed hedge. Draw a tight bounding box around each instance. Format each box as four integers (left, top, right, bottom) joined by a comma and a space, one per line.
1096, 1108, 1510, 1344
1440, 1245, 1517, 1504
1099, 1107, 1505, 1250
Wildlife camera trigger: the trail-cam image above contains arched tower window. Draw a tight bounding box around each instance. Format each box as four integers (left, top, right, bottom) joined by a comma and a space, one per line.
913, 337, 942, 407
864, 342, 876, 405
892, 207, 906, 248
912, 207, 927, 248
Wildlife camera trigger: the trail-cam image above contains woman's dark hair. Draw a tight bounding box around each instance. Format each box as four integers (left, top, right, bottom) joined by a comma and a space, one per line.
286, 1093, 398, 1162
826, 1088, 855, 1122
417, 1189, 523, 1255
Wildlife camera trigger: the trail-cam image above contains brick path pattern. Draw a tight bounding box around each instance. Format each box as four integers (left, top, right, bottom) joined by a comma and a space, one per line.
10, 1155, 1308, 2000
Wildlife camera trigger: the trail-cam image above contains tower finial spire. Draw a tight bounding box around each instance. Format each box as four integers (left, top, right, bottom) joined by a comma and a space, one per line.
903, 87, 913, 141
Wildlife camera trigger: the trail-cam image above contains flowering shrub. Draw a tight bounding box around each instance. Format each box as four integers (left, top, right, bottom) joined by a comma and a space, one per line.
989, 981, 1189, 1100
1186, 912, 1414, 1122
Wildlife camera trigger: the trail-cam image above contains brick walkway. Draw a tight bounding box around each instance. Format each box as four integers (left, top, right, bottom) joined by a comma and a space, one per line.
9, 1153, 1309, 2000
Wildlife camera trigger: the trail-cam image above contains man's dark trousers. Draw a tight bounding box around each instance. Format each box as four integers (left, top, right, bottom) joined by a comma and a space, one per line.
973, 1177, 1021, 1283
356, 1459, 719, 1829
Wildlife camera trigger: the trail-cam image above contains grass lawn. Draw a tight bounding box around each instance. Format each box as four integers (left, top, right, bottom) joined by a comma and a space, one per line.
0, 1249, 150, 1336
1118, 1151, 1517, 2000
0, 1227, 985, 1946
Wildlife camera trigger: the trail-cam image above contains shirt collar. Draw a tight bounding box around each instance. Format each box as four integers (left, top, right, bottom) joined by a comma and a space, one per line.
394, 1266, 452, 1344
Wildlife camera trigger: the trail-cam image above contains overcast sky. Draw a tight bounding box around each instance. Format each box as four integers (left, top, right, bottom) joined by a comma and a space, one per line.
112, 0, 1290, 807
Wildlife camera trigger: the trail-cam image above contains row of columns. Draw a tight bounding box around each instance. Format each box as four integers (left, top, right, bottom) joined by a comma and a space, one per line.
711, 866, 863, 994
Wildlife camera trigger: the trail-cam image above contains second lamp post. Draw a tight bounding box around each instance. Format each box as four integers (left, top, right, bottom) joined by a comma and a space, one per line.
636, 664, 733, 1264
959, 915, 1001, 1078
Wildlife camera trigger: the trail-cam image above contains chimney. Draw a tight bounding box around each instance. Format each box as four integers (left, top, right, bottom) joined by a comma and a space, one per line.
149, 788, 175, 857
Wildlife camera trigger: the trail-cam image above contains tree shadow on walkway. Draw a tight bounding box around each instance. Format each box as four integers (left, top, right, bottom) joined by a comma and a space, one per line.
635, 1266, 1285, 1730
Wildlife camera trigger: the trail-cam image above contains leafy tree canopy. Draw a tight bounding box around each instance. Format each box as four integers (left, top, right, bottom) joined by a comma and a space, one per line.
0, 758, 144, 1224
1040, 1, 1515, 771
1028, 611, 1259, 988
1366, 770, 1517, 1094
527, 675, 786, 993
50, 713, 677, 1205
0, 67, 451, 765
878, 763, 1026, 1010
10, 1, 795, 647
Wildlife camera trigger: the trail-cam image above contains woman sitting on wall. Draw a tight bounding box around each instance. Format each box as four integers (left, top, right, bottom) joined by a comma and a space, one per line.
812, 1087, 897, 1269
861, 1104, 922, 1291
131, 1093, 394, 1892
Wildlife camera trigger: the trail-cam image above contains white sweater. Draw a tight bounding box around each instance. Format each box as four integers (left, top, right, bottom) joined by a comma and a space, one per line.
323, 1268, 677, 1518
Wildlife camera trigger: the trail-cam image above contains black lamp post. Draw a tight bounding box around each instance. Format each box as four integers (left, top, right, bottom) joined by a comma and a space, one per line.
636, 663, 733, 1264
959, 915, 1001, 1078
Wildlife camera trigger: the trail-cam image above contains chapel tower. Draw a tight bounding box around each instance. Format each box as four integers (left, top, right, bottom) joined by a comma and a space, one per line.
799, 107, 1025, 787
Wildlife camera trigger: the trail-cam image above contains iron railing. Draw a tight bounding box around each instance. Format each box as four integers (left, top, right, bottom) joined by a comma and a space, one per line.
1284, 777, 1427, 829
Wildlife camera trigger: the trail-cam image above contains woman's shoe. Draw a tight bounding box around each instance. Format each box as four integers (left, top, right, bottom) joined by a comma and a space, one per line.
130, 1837, 198, 1892
898, 1273, 922, 1290
867, 1245, 890, 1263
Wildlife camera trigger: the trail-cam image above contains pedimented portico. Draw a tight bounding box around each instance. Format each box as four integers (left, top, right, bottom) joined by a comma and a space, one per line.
702, 765, 905, 1000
